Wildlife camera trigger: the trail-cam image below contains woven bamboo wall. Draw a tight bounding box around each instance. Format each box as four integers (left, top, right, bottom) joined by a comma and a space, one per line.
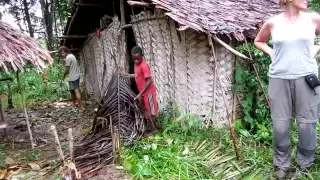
80, 16, 126, 99
131, 11, 236, 123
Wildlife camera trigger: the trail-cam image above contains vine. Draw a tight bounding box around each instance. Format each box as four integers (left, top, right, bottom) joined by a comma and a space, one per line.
233, 40, 273, 143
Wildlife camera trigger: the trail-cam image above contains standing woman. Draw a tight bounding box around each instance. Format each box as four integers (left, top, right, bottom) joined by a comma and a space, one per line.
254, 0, 320, 178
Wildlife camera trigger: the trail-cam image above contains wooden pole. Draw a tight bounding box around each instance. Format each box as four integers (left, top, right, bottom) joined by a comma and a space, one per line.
63, 0, 82, 46
127, 1, 153, 8
0, 95, 8, 138
51, 125, 64, 164
208, 35, 240, 160
68, 128, 74, 162
208, 35, 217, 124
17, 71, 35, 149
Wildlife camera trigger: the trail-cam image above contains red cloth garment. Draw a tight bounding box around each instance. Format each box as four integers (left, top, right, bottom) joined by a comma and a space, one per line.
134, 59, 156, 96
134, 59, 158, 117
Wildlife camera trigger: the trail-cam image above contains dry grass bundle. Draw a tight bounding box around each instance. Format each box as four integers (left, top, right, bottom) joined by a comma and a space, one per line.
0, 21, 53, 72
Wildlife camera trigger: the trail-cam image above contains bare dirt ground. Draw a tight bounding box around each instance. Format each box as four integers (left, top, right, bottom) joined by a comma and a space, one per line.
0, 101, 130, 180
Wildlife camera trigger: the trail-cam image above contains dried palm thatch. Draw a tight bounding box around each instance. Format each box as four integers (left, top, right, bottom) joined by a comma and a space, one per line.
73, 72, 152, 173
0, 21, 53, 72
146, 0, 281, 40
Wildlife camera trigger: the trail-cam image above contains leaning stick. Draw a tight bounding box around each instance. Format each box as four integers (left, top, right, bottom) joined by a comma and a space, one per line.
51, 125, 64, 164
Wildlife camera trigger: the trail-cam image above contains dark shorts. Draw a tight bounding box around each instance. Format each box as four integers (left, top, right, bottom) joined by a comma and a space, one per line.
68, 78, 80, 91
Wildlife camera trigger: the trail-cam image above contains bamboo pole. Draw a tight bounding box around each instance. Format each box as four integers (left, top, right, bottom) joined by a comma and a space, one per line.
17, 71, 35, 149
51, 125, 64, 164
208, 35, 217, 125
208, 35, 240, 160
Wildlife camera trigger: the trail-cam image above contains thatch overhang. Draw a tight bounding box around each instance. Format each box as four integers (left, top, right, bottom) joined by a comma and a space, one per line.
0, 22, 53, 73
61, 0, 281, 49
148, 0, 281, 40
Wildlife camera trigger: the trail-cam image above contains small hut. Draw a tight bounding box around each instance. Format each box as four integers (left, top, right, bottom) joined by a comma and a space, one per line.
61, 0, 281, 124
0, 21, 53, 147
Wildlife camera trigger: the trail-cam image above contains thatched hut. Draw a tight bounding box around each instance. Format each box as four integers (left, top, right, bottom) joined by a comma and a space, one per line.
0, 22, 53, 72
61, 0, 281, 124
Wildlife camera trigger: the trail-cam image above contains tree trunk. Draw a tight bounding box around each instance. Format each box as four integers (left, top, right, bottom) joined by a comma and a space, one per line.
7, 82, 13, 109
22, 0, 34, 37
40, 0, 54, 50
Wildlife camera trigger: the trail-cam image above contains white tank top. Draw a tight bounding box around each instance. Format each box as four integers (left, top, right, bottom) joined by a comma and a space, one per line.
269, 13, 318, 79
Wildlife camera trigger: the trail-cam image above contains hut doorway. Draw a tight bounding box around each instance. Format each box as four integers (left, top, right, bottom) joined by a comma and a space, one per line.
125, 27, 139, 94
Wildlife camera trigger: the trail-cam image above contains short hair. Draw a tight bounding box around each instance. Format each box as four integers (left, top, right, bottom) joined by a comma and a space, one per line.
58, 46, 71, 54
131, 46, 143, 56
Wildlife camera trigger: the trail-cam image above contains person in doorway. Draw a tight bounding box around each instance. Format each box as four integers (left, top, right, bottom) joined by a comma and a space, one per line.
254, 0, 320, 179
58, 46, 84, 111
121, 46, 159, 132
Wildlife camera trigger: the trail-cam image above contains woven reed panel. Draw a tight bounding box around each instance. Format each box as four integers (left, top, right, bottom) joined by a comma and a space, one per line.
169, 20, 188, 113
79, 16, 125, 99
185, 30, 214, 116
131, 11, 174, 110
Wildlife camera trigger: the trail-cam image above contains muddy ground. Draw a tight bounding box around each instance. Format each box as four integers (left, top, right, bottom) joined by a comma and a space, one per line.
0, 101, 130, 180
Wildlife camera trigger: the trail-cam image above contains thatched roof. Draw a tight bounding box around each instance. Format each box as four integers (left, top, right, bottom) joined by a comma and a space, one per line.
149, 0, 281, 40
61, 0, 281, 48
0, 21, 53, 73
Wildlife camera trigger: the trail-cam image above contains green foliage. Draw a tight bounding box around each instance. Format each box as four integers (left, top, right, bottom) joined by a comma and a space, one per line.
0, 144, 4, 169
0, 61, 69, 108
120, 112, 262, 180
20, 148, 43, 163
310, 0, 320, 12
234, 41, 273, 143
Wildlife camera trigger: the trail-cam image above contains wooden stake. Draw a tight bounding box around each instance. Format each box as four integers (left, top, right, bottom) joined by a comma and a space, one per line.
51, 125, 64, 164
68, 128, 74, 162
17, 71, 34, 149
